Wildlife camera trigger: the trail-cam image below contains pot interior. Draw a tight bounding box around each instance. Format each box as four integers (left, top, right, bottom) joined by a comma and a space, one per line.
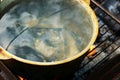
0, 0, 94, 62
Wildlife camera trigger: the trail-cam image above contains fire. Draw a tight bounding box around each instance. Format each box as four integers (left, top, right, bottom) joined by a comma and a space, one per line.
87, 45, 96, 58
18, 76, 27, 80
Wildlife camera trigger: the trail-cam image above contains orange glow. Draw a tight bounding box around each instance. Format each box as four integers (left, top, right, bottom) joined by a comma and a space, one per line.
87, 45, 96, 57
18, 76, 26, 80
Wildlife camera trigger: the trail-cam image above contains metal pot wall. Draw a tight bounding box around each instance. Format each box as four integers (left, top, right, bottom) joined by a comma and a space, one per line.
0, 0, 98, 79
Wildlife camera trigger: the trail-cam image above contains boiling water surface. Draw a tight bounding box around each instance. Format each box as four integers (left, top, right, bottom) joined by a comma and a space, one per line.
0, 0, 93, 62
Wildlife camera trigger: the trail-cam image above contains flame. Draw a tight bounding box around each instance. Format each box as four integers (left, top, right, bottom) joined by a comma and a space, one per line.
18, 76, 26, 80
87, 45, 96, 57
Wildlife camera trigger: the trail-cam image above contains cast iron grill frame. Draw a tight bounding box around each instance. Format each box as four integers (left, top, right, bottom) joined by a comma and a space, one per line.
0, 0, 120, 80
74, 0, 120, 80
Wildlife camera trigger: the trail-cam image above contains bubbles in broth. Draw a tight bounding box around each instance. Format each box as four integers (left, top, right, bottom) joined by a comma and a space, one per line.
0, 0, 92, 62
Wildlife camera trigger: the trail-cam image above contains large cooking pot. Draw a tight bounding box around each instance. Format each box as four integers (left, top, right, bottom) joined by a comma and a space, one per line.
0, 0, 98, 79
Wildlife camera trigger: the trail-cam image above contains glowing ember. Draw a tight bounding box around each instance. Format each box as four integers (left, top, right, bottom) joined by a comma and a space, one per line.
18, 76, 27, 80
87, 45, 96, 58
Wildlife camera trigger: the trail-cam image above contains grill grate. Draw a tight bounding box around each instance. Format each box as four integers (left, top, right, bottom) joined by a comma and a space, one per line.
74, 0, 120, 80
0, 0, 120, 80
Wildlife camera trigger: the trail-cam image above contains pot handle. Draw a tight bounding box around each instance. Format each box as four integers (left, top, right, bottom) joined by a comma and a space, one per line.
0, 46, 12, 60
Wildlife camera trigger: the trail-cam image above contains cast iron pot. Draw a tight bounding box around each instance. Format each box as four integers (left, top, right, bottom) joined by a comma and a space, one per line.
0, 0, 98, 79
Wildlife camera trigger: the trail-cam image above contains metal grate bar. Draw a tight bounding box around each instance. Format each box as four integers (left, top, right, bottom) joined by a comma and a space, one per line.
89, 43, 119, 70
91, 45, 120, 70
79, 45, 120, 79
79, 30, 120, 69
75, 0, 120, 80
91, 0, 120, 24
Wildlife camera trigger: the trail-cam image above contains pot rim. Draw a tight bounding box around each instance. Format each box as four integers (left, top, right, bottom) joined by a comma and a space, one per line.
0, 0, 98, 66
